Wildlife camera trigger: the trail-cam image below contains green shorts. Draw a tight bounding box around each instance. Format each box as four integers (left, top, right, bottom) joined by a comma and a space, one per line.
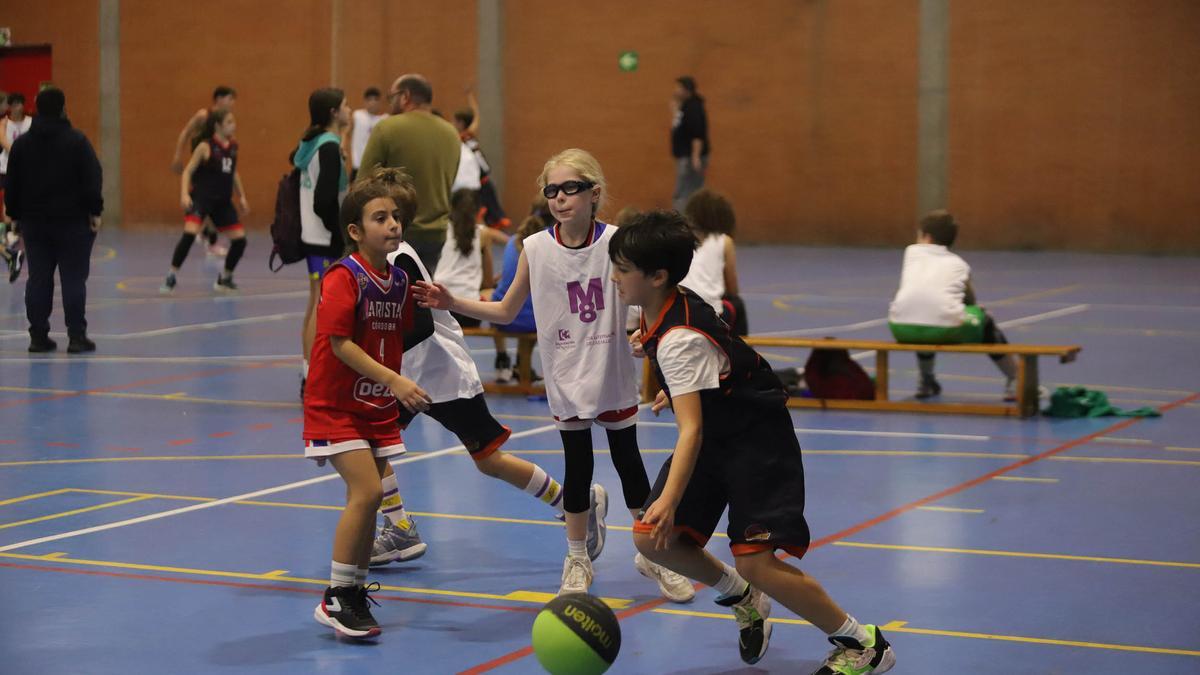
889, 305, 986, 344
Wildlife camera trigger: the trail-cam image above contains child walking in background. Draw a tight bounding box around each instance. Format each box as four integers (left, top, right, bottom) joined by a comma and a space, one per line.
415, 148, 694, 602
163, 108, 249, 294
681, 188, 747, 335
888, 210, 1023, 400
306, 168, 433, 638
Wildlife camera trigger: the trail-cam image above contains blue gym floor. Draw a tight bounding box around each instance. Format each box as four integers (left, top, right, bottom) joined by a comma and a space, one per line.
0, 230, 1197, 674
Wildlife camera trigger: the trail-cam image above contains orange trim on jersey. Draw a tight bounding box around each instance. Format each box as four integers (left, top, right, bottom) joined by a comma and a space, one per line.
641, 289, 680, 342
469, 425, 511, 461
215, 223, 243, 233
184, 214, 203, 225
731, 542, 809, 559
632, 519, 711, 547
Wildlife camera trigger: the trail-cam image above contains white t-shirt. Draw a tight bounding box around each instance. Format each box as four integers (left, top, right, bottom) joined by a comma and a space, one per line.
0, 116, 32, 174
656, 328, 730, 398
386, 241, 484, 402
888, 243, 971, 326
350, 109, 388, 169
451, 142, 482, 191
679, 233, 727, 312
523, 222, 639, 419
434, 224, 484, 300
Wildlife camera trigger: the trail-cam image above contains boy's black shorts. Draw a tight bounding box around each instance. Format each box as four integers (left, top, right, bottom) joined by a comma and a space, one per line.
637, 404, 811, 558
396, 393, 509, 460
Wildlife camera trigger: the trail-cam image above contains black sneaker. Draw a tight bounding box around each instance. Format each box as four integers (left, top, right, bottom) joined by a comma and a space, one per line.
7, 249, 22, 283
313, 584, 381, 639
914, 377, 942, 399
812, 624, 896, 674
68, 335, 97, 354
214, 273, 238, 293
28, 335, 57, 353
159, 273, 177, 295
494, 351, 513, 384
716, 585, 772, 664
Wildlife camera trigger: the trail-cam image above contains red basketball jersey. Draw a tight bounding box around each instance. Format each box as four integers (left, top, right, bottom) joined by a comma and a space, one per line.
303, 253, 414, 441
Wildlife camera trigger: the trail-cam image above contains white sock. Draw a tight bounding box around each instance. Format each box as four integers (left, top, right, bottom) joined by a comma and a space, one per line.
567, 539, 587, 560
712, 563, 749, 600
330, 560, 357, 588
524, 465, 565, 515
354, 566, 368, 586
380, 472, 409, 528
831, 614, 871, 645
302, 360, 309, 378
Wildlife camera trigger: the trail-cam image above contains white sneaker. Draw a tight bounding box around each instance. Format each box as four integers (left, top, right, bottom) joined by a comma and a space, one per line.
634, 553, 695, 603
1004, 378, 1050, 402
586, 483, 609, 561
558, 555, 594, 595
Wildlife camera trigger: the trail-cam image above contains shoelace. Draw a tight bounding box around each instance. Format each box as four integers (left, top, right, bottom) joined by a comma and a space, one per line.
824, 644, 872, 669
351, 582, 382, 618
731, 598, 762, 630
563, 559, 590, 589
656, 564, 689, 588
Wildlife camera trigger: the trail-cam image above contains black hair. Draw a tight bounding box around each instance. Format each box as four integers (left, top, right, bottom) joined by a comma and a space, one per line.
302, 87, 345, 141
396, 75, 433, 105
7, 92, 25, 106
920, 210, 959, 247
453, 108, 474, 129
34, 87, 66, 119
363, 87, 381, 99
683, 188, 735, 236
676, 76, 697, 94
192, 107, 232, 150
608, 209, 695, 286
212, 86, 236, 101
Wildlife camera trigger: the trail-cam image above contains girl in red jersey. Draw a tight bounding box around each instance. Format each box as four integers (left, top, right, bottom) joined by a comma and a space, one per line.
306, 168, 433, 639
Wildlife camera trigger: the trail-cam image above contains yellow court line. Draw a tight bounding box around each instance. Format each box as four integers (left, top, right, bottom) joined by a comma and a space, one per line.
0, 385, 300, 409
0, 496, 152, 530
0, 488, 75, 507
1166, 446, 1200, 453
879, 621, 1200, 657
0, 454, 300, 466
833, 541, 1200, 569
1096, 436, 1154, 445
989, 283, 1085, 306
991, 476, 1058, 483
915, 506, 984, 514
262, 570, 290, 577
1051, 456, 1200, 467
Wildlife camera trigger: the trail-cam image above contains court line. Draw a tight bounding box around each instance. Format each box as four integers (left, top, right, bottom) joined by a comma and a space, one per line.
992, 476, 1059, 483
0, 312, 306, 342
0, 424, 560, 553
0, 497, 152, 530
460, 391, 1200, 673
914, 506, 984, 514
0, 355, 299, 364
833, 542, 1200, 570
0, 385, 300, 409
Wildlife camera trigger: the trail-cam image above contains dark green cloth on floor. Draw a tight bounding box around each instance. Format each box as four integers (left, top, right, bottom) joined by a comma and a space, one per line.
1043, 386, 1162, 418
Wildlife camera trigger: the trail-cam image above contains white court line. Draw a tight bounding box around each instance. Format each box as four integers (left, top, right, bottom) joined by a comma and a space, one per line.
634, 420, 989, 442
0, 423, 560, 553
0, 354, 300, 364
0, 312, 305, 342
754, 304, 1090, 339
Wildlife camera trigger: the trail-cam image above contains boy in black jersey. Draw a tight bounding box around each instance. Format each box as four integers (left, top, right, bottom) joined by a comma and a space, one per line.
609, 211, 895, 675
164, 108, 249, 293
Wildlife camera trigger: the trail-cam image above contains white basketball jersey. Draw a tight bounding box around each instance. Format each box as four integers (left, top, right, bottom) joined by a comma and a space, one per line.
0, 116, 32, 174
679, 233, 727, 312
434, 225, 484, 301
351, 109, 387, 169
387, 241, 484, 403
523, 222, 638, 419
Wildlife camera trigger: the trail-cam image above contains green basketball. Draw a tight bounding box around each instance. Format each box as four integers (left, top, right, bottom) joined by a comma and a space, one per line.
531, 593, 621, 675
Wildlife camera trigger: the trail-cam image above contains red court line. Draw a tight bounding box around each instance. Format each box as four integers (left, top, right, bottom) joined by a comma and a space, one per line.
105, 446, 143, 453
45, 442, 79, 448
208, 431, 236, 438
0, 561, 539, 615
458, 391, 1199, 674
168, 439, 195, 447
248, 423, 273, 431
0, 440, 16, 444
0, 362, 276, 411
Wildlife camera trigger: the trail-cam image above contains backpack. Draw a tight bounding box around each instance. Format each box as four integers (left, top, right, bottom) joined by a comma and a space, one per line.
803, 346, 875, 400
268, 168, 303, 272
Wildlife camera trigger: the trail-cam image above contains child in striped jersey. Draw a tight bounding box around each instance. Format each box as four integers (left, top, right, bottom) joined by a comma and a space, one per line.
415, 149, 694, 602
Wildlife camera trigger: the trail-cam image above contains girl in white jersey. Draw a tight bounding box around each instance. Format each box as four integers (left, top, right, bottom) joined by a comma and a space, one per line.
679, 188, 747, 335
415, 149, 693, 601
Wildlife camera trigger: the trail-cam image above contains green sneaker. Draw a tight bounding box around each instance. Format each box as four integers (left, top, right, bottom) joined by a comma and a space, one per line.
812, 624, 896, 675
716, 586, 771, 664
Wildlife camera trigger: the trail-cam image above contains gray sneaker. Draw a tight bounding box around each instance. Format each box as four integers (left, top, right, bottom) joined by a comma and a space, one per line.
586, 483, 609, 561
369, 517, 428, 566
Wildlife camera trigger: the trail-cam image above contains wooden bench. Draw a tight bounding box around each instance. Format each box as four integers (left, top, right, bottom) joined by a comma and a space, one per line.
461, 326, 545, 396
641, 337, 1081, 418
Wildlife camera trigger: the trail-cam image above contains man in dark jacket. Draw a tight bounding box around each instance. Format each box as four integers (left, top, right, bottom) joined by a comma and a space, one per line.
4, 87, 103, 353
670, 75, 710, 212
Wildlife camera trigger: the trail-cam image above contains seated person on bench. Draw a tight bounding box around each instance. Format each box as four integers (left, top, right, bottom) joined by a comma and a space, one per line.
887, 210, 1018, 401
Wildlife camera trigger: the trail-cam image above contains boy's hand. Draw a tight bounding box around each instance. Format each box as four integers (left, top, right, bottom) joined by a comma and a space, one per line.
641, 495, 679, 551
629, 329, 645, 358
651, 390, 671, 416
413, 281, 454, 310
390, 376, 432, 413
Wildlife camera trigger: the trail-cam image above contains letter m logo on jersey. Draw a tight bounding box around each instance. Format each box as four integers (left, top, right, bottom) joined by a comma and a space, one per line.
567, 278, 605, 323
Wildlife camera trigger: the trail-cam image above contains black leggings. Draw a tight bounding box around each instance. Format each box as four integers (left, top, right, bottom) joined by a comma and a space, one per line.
560, 425, 651, 514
